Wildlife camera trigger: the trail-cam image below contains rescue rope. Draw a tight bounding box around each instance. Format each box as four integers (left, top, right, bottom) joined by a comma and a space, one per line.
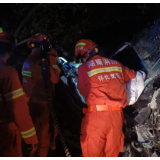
41, 58, 71, 157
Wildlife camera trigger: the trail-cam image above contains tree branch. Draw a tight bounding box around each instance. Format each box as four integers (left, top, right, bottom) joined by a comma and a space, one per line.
14, 3, 42, 40
12, 38, 30, 50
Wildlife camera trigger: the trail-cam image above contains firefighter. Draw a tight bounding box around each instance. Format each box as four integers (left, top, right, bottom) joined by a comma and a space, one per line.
22, 34, 60, 157
75, 39, 136, 157
0, 28, 38, 156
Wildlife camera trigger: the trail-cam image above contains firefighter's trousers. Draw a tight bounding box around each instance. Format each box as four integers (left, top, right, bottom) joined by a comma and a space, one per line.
0, 122, 22, 157
27, 101, 52, 157
80, 106, 124, 157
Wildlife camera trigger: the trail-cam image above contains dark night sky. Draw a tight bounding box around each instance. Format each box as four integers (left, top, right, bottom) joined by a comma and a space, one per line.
0, 3, 160, 72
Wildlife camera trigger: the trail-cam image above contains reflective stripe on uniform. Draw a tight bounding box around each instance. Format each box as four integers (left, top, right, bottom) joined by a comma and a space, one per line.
0, 94, 2, 102
4, 88, 25, 101
87, 66, 122, 77
52, 65, 61, 73
22, 71, 32, 77
20, 127, 36, 139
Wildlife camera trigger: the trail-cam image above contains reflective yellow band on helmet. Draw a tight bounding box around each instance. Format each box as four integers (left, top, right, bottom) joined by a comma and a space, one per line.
88, 66, 122, 77
4, 88, 25, 101
22, 71, 32, 77
0, 94, 2, 102
21, 127, 36, 139
76, 42, 86, 47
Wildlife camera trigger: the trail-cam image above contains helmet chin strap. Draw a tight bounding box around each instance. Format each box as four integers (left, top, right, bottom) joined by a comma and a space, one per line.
86, 47, 99, 62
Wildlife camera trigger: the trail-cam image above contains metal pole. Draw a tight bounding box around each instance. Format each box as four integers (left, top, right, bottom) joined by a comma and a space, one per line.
110, 42, 132, 59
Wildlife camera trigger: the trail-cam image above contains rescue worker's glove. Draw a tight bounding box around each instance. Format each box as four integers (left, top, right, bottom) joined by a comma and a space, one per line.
137, 70, 146, 81
49, 48, 61, 73
26, 143, 38, 157
50, 141, 56, 150
23, 131, 38, 157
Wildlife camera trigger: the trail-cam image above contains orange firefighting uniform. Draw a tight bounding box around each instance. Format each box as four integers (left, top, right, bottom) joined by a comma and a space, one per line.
0, 59, 38, 157
22, 51, 60, 157
78, 55, 136, 157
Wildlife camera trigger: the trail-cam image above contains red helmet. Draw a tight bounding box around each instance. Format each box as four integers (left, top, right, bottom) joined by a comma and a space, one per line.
27, 33, 49, 48
0, 27, 13, 45
75, 39, 98, 58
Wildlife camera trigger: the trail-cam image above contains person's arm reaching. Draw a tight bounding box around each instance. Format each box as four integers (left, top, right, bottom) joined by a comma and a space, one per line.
49, 48, 61, 84
120, 63, 136, 82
